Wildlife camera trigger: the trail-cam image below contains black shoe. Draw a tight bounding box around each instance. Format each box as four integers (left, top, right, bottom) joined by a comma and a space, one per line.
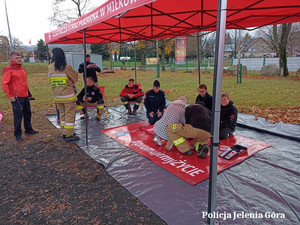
132, 109, 137, 115
25, 130, 39, 135
95, 114, 102, 120
16, 136, 24, 142
128, 109, 132, 115
197, 144, 209, 158
183, 149, 193, 156
63, 133, 77, 139
65, 135, 80, 142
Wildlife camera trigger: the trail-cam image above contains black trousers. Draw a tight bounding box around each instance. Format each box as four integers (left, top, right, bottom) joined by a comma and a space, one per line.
219, 127, 234, 140
11, 97, 33, 138
146, 111, 164, 125
121, 96, 143, 110
76, 99, 104, 114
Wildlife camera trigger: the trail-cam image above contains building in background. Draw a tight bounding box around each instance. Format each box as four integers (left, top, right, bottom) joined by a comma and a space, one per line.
241, 37, 275, 58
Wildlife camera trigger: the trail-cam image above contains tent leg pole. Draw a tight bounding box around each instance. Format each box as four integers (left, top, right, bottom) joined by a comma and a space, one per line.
197, 33, 201, 84
134, 45, 137, 82
83, 29, 88, 146
207, 0, 227, 224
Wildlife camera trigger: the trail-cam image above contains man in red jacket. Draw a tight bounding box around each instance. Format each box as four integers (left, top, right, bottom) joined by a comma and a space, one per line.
2, 51, 38, 142
120, 78, 144, 115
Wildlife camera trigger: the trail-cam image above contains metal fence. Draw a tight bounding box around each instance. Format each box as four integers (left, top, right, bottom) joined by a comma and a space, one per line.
232, 57, 300, 71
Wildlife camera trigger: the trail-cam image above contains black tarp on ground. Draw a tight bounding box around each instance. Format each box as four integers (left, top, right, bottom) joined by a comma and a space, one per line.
47, 106, 300, 225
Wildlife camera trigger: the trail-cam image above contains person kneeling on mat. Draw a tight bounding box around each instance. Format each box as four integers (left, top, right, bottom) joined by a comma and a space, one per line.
144, 80, 166, 125
153, 96, 186, 147
166, 102, 211, 158
76, 77, 104, 120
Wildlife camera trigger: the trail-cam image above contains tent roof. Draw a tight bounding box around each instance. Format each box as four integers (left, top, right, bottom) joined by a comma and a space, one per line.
45, 0, 300, 44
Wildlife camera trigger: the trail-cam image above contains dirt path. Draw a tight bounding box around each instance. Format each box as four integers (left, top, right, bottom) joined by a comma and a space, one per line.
0, 114, 166, 224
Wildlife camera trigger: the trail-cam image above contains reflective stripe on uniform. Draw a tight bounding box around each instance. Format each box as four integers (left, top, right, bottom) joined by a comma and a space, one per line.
64, 122, 75, 129
60, 121, 65, 127
54, 93, 76, 102
194, 142, 200, 151
48, 73, 67, 78
48, 77, 68, 81
173, 137, 186, 146
97, 105, 104, 109
77, 105, 84, 110
48, 74, 68, 87
123, 101, 128, 105
135, 102, 140, 105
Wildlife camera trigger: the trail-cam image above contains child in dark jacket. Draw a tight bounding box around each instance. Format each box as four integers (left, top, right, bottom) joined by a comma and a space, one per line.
220, 93, 238, 140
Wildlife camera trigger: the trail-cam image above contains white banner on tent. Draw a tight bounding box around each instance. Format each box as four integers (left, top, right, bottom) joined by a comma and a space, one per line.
45, 0, 155, 43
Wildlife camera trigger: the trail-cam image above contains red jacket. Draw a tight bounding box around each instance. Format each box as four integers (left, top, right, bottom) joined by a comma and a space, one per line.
120, 84, 144, 98
2, 60, 29, 98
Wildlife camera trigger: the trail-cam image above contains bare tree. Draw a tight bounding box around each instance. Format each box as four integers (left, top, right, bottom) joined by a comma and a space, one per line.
12, 37, 23, 51
226, 29, 248, 58
273, 24, 292, 76
50, 0, 92, 27
243, 32, 252, 43
185, 32, 215, 65
0, 35, 10, 62
199, 32, 215, 62
286, 23, 300, 56
257, 23, 294, 76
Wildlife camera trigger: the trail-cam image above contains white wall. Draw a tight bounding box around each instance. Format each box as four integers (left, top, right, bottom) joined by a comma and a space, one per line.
232, 57, 300, 71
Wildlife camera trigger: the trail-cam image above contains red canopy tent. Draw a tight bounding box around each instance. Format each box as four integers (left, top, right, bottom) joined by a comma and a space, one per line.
45, 0, 300, 44
45, 1, 300, 224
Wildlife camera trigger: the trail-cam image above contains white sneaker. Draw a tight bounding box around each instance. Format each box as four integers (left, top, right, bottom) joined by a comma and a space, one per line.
153, 135, 162, 146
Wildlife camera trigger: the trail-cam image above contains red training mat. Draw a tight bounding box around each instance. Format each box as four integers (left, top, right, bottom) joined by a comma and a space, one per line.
101, 121, 272, 185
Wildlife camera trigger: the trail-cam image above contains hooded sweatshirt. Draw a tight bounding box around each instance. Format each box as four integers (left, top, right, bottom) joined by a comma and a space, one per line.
154, 100, 186, 140
220, 100, 238, 131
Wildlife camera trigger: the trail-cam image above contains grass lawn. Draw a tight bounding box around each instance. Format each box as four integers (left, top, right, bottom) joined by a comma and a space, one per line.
1, 63, 299, 124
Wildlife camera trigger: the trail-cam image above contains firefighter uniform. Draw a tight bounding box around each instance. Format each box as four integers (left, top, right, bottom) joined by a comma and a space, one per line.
48, 63, 78, 137
76, 85, 104, 120
166, 102, 211, 154
119, 84, 144, 112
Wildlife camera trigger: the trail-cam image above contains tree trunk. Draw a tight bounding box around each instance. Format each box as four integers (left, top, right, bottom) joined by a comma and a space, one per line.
161, 47, 166, 71
273, 23, 292, 77
279, 23, 292, 76
272, 25, 279, 56
140, 47, 145, 67
234, 30, 237, 58
110, 50, 113, 70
